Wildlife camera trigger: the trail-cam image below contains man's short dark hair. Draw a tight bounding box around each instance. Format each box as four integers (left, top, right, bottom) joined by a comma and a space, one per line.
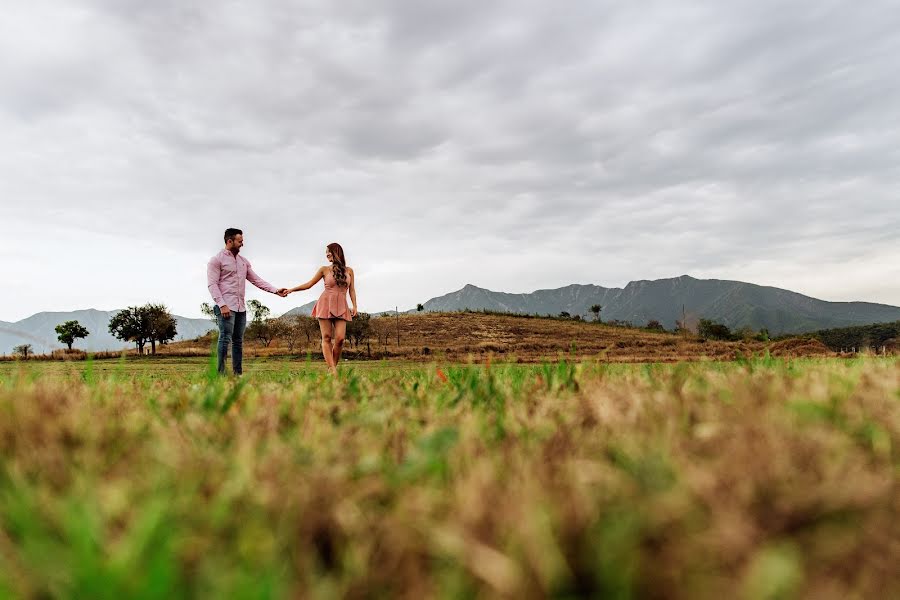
224, 228, 243, 242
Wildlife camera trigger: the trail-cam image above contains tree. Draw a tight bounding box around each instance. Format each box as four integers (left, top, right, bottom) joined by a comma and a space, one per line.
698, 319, 735, 341
282, 317, 305, 353
247, 300, 271, 323
347, 312, 372, 349
247, 319, 277, 347
267, 318, 291, 348
645, 319, 665, 331
300, 315, 320, 346
109, 306, 152, 354
107, 304, 177, 355
734, 325, 756, 341
200, 302, 218, 323
278, 315, 320, 353
245, 300, 277, 346
590, 304, 602, 322
13, 344, 33, 359
559, 311, 571, 319
145, 304, 178, 354
417, 303, 424, 312
55, 320, 90, 350
370, 315, 393, 351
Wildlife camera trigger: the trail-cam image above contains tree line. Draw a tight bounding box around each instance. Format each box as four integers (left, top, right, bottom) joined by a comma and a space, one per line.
11, 300, 394, 359
810, 321, 900, 351
11, 304, 179, 358
199, 300, 406, 356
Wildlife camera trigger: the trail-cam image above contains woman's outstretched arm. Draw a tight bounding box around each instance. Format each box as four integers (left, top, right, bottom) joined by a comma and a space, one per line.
288, 267, 324, 293
348, 268, 358, 316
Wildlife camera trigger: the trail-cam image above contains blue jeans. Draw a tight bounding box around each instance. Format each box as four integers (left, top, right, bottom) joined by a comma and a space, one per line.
214, 306, 247, 375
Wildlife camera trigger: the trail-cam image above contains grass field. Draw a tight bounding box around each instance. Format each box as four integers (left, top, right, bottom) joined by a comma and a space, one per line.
5, 312, 838, 365
0, 356, 897, 598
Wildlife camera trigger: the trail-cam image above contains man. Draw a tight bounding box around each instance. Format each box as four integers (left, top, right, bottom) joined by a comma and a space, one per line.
207, 228, 288, 375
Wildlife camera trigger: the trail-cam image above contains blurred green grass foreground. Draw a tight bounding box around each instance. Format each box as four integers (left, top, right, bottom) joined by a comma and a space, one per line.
0, 357, 898, 599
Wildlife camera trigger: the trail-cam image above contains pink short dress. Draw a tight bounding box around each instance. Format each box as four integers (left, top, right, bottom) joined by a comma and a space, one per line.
311, 268, 352, 321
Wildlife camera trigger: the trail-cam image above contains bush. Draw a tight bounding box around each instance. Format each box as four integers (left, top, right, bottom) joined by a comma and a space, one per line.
698, 319, 735, 341
645, 320, 665, 332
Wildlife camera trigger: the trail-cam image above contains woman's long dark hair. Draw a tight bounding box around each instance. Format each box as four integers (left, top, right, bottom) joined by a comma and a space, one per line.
327, 243, 349, 287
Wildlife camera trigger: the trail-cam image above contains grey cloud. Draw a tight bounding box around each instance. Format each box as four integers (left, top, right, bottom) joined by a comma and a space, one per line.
1, 0, 899, 321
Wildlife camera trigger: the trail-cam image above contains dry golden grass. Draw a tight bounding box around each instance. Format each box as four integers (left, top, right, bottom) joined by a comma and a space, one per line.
162, 312, 835, 364
0, 357, 896, 598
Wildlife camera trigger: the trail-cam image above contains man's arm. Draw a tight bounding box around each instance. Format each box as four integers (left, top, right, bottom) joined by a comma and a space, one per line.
246, 260, 286, 296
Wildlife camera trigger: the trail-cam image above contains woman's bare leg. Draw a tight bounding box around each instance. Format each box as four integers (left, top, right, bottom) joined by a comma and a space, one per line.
318, 319, 336, 372
332, 319, 347, 368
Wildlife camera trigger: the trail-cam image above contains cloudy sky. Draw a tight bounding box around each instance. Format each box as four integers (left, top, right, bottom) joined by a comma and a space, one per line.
2, 0, 899, 322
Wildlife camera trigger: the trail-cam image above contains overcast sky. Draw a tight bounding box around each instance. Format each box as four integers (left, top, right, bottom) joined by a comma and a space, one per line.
2, 0, 899, 322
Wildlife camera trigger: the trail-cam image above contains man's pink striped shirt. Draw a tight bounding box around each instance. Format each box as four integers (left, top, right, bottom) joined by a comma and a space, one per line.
207, 249, 277, 312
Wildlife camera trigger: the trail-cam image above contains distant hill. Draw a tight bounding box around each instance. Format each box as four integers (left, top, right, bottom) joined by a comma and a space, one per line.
0, 309, 215, 354
281, 301, 317, 317
280, 301, 395, 319
416, 276, 900, 334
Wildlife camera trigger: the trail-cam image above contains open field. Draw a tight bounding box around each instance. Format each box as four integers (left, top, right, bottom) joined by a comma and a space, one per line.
4, 312, 839, 364
1, 357, 897, 598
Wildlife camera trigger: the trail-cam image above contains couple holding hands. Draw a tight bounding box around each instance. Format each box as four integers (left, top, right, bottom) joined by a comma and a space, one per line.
207, 228, 358, 376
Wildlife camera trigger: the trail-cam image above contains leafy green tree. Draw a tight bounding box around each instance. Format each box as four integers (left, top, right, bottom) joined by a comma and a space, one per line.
698, 319, 735, 341
590, 304, 602, 322
109, 306, 152, 354
247, 300, 271, 324
55, 320, 90, 350
559, 311, 571, 319
145, 303, 178, 354
417, 303, 424, 312
108, 304, 177, 355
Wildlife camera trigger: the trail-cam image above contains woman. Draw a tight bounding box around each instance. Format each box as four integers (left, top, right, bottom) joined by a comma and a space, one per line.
288, 243, 358, 374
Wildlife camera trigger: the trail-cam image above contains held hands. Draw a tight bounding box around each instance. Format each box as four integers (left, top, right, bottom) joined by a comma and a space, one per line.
276, 288, 290, 297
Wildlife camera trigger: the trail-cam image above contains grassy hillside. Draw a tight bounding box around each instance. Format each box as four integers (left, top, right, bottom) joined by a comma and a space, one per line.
159, 312, 834, 363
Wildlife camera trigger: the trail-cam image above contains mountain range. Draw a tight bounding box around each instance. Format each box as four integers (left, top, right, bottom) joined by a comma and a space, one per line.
281, 301, 317, 317
411, 275, 900, 334
5, 275, 900, 353
0, 309, 215, 355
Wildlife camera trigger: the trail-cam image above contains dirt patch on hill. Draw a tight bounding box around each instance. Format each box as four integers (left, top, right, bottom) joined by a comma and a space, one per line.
158, 313, 839, 363
768, 337, 832, 358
